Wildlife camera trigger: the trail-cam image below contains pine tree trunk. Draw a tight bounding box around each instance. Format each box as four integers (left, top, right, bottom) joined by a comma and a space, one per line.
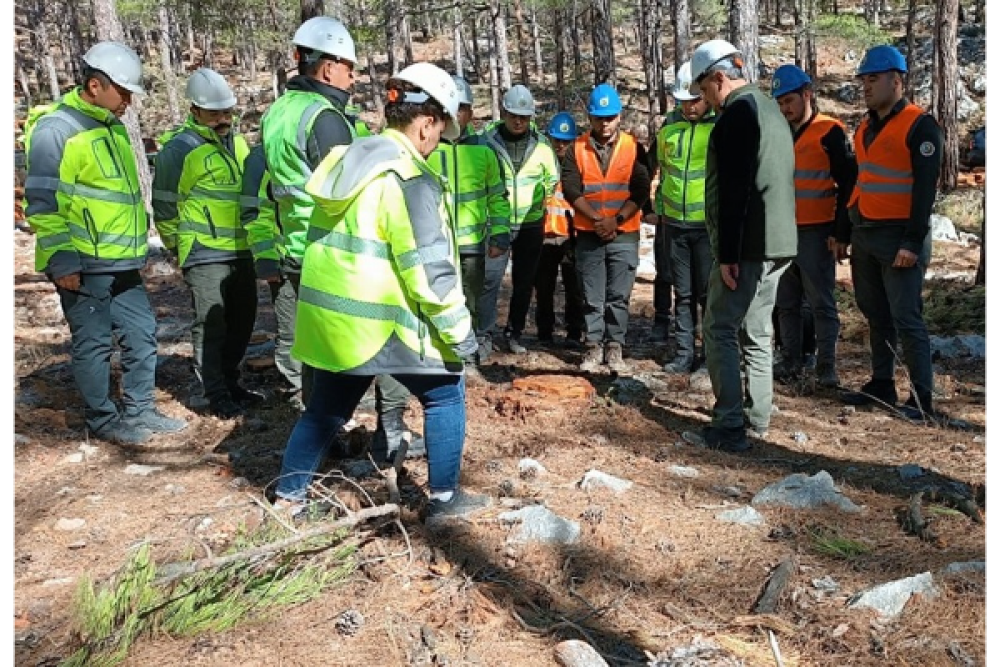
158, 3, 181, 125
491, 0, 512, 90
974, 193, 985, 285
62, 0, 86, 84
453, 7, 463, 76
401, 15, 414, 66
905, 0, 917, 100
554, 6, 566, 108
531, 3, 543, 79
794, 0, 815, 76
38, 29, 62, 100
17, 57, 33, 107
571, 0, 582, 80
974, 0, 984, 23
385, 0, 399, 74
203, 31, 214, 68
471, 13, 482, 79
488, 18, 500, 119
865, 0, 879, 26
301, 0, 324, 22
511, 0, 530, 83
936, 0, 959, 191
591, 0, 615, 86
672, 0, 690, 78
367, 53, 383, 119
246, 19, 258, 85
639, 0, 656, 129
729, 0, 760, 83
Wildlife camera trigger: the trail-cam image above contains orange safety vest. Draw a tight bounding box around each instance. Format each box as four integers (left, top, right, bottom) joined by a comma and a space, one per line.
794, 113, 844, 225
543, 183, 573, 237
572, 132, 641, 233
850, 103, 924, 220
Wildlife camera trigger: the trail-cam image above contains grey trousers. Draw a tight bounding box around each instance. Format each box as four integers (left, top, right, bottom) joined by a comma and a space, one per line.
704, 259, 790, 430
478, 224, 544, 337
461, 253, 485, 331
574, 232, 640, 344
184, 259, 258, 401
850, 225, 934, 403
776, 223, 840, 370
57, 270, 157, 433
269, 272, 313, 403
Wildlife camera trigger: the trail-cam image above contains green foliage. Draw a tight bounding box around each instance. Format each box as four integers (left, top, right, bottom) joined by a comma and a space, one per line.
807, 526, 874, 560
691, 0, 727, 32
811, 14, 892, 50
61, 525, 357, 667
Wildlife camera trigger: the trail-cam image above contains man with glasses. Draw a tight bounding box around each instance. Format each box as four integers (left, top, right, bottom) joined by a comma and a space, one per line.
681, 40, 797, 453
256, 16, 359, 408
153, 68, 260, 418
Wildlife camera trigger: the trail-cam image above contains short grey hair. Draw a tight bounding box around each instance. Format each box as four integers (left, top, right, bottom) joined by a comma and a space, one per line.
704, 58, 743, 81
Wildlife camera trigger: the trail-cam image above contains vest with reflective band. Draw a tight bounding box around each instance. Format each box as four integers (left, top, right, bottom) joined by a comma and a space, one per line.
572, 132, 641, 233
293, 130, 472, 374
482, 128, 559, 230
543, 184, 572, 237
261, 90, 355, 261
851, 104, 923, 220
654, 109, 714, 223
793, 114, 844, 225
157, 120, 251, 266
427, 139, 509, 252
24, 88, 147, 274
241, 144, 281, 262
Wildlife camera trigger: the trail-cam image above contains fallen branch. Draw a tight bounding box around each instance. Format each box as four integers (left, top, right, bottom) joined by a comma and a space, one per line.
731, 614, 797, 636
925, 488, 985, 524
897, 493, 942, 544
754, 557, 796, 614
154, 503, 399, 586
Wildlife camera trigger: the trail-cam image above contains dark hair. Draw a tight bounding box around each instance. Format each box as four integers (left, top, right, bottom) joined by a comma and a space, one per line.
80, 65, 112, 89
384, 80, 448, 130
296, 48, 337, 76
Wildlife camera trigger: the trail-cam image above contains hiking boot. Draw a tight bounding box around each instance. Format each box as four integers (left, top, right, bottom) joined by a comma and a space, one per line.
476, 335, 493, 363
229, 384, 266, 406
773, 359, 804, 385
605, 342, 629, 373
122, 409, 188, 433
681, 425, 751, 453
815, 364, 840, 389
662, 355, 694, 374
423, 489, 493, 523
802, 353, 818, 371
92, 419, 153, 445
504, 331, 527, 355
840, 378, 898, 407
746, 423, 769, 440
897, 394, 937, 424
210, 397, 244, 419
579, 343, 604, 373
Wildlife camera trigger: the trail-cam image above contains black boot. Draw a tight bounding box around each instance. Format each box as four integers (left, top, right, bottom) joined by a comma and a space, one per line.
372, 408, 427, 462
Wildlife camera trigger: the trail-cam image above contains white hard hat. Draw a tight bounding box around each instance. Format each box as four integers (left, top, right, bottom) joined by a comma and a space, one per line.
293, 16, 357, 64
502, 85, 535, 116
186, 68, 237, 110
688, 39, 741, 96
672, 61, 699, 101
453, 75, 473, 106
83, 41, 144, 95
391, 62, 462, 141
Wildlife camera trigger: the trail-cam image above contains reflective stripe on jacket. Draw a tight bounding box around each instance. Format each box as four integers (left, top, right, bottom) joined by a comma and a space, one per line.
261, 90, 355, 262
240, 143, 282, 265
293, 129, 474, 375
794, 113, 844, 225
152, 117, 251, 267
654, 108, 714, 224
480, 127, 559, 231
850, 103, 923, 220
427, 137, 510, 253
23, 88, 148, 277
572, 132, 641, 233
543, 184, 573, 238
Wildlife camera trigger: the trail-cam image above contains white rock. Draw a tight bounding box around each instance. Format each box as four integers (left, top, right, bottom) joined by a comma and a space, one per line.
42, 577, 75, 587
668, 465, 700, 478
518, 458, 548, 477
55, 518, 86, 531
941, 561, 985, 576
930, 214, 959, 242
124, 464, 164, 476
848, 572, 938, 618
715, 506, 765, 526
579, 470, 633, 493
62, 453, 84, 464
14, 433, 31, 445
79, 443, 100, 457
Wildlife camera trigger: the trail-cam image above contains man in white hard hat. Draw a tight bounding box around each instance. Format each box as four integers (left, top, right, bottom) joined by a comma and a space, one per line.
647, 61, 717, 374
255, 16, 359, 408
23, 41, 187, 444
273, 62, 491, 524
680, 39, 797, 453
478, 84, 560, 357
153, 68, 262, 418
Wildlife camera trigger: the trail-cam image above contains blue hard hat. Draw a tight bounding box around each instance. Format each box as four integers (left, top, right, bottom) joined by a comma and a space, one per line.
547, 112, 577, 140
857, 45, 908, 76
587, 83, 622, 117
771, 64, 812, 98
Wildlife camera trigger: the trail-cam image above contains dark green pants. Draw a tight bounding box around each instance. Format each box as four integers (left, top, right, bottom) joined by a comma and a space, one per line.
57, 270, 157, 433
184, 260, 258, 401
269, 272, 314, 402
574, 232, 640, 344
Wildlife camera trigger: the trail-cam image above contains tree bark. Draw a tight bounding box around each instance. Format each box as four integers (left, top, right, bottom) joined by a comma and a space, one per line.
491, 0, 512, 90
453, 7, 463, 76
385, 0, 400, 74
975, 193, 985, 285
470, 12, 482, 79
531, 3, 543, 79
488, 12, 500, 119
936, 0, 960, 191
591, 0, 615, 86
511, 0, 530, 83
794, 0, 816, 77
554, 6, 566, 109
905, 0, 917, 100
17, 56, 33, 107
62, 0, 86, 84
401, 15, 414, 66
673, 0, 691, 77
864, 0, 880, 26
158, 3, 181, 125
729, 0, 760, 83
367, 52, 383, 120
570, 0, 582, 81
300, 0, 324, 22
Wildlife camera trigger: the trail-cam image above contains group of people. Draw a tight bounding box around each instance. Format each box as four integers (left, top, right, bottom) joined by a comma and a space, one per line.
23, 14, 943, 520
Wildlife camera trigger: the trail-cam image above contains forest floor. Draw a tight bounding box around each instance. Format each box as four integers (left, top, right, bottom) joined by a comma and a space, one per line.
13, 26, 988, 667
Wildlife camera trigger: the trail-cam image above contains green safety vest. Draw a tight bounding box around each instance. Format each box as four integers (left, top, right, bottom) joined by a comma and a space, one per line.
152, 117, 251, 267
427, 136, 510, 253
293, 129, 473, 375
23, 87, 148, 276
654, 108, 716, 224
480, 125, 559, 231
240, 143, 281, 265
261, 90, 355, 264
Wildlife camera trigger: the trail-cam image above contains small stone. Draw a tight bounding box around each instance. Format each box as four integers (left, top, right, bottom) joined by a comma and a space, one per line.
941, 561, 985, 576
79, 443, 99, 457
716, 506, 765, 526
668, 465, 700, 478
335, 609, 365, 636
62, 453, 84, 464
848, 572, 938, 618
54, 518, 86, 531
14, 433, 31, 445
554, 639, 610, 667
125, 464, 164, 476
195, 517, 213, 532
518, 458, 547, 479
56, 487, 75, 496
812, 575, 840, 592
831, 623, 850, 638
67, 541, 87, 550
579, 470, 632, 493
229, 477, 250, 490
485, 459, 504, 474
792, 431, 808, 444
164, 484, 186, 495
42, 577, 74, 587
498, 479, 516, 497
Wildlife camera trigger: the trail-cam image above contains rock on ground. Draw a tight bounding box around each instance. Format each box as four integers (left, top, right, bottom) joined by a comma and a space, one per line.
847, 571, 938, 618
752, 470, 862, 513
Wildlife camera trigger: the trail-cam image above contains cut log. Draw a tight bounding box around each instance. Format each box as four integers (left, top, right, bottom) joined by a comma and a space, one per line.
754, 557, 796, 614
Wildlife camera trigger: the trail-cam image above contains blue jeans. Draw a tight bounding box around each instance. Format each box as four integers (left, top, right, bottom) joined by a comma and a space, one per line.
276, 370, 467, 501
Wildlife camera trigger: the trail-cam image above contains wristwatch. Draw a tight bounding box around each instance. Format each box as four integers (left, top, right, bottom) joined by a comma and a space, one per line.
615, 213, 625, 226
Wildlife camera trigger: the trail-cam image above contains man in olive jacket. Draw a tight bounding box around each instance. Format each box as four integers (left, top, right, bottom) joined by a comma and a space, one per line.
682, 40, 798, 453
